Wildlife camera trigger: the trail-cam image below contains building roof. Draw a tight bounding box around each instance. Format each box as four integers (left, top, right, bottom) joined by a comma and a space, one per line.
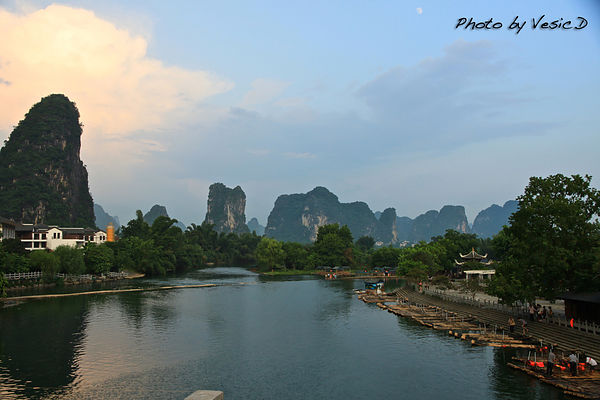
61, 228, 86, 234
559, 292, 600, 304
0, 218, 16, 227
459, 248, 488, 260
15, 223, 34, 232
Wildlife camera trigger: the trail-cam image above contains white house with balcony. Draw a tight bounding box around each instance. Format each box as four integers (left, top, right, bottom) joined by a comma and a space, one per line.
15, 224, 107, 251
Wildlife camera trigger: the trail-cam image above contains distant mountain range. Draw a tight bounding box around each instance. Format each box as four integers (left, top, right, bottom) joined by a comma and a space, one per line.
143, 204, 186, 231
264, 186, 516, 245
0, 96, 516, 241
471, 200, 518, 238
247, 217, 265, 235
94, 203, 120, 231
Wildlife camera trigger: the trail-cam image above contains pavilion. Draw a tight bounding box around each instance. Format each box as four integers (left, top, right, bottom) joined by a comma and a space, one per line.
454, 248, 494, 280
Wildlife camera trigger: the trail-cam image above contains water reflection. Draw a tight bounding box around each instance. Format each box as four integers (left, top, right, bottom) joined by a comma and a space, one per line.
0, 268, 568, 399
0, 298, 88, 398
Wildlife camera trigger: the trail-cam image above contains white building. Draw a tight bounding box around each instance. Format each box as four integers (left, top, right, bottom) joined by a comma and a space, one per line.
16, 224, 106, 251
0, 217, 16, 241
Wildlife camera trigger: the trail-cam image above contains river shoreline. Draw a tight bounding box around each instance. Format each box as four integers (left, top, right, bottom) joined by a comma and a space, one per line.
3, 270, 145, 292
1, 283, 217, 303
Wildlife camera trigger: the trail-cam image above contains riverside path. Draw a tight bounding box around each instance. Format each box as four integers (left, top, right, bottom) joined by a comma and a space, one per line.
393, 288, 600, 361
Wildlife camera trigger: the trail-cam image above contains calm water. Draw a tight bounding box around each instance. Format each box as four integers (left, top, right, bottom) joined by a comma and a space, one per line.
0, 268, 564, 399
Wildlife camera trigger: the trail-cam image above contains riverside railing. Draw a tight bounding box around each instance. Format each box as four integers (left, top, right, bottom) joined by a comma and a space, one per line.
423, 287, 600, 336
4, 271, 128, 281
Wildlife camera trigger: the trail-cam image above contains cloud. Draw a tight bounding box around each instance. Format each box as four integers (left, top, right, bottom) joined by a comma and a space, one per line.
0, 4, 233, 138
355, 40, 549, 148
247, 148, 271, 156
416, 7, 423, 15
241, 78, 290, 107
283, 152, 316, 159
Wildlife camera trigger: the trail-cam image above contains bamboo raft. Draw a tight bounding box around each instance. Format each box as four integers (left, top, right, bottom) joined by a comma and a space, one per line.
508, 358, 600, 399
358, 292, 536, 349
358, 291, 600, 398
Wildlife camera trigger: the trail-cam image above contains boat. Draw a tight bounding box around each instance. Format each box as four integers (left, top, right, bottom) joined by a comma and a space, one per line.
364, 279, 384, 291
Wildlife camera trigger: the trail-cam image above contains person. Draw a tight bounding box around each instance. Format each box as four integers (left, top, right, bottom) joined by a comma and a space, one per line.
586, 356, 597, 371
508, 317, 516, 333
519, 318, 528, 335
541, 306, 547, 321
547, 349, 556, 376
548, 306, 554, 323
569, 351, 579, 376
529, 304, 536, 321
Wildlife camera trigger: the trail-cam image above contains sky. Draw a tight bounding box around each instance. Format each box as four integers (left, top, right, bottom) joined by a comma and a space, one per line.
0, 0, 599, 227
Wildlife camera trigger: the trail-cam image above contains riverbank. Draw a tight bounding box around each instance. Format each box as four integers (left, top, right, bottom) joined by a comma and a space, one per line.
1, 283, 217, 303
359, 288, 600, 399
4, 270, 145, 292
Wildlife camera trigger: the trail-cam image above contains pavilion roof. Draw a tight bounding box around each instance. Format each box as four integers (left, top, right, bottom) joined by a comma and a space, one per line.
459, 248, 487, 260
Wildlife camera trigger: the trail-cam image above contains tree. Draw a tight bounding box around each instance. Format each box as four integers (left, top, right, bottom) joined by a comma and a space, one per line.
431, 230, 479, 272
397, 244, 442, 277
30, 250, 59, 278
282, 242, 309, 270
0, 272, 7, 297
121, 210, 151, 239
312, 224, 354, 267
371, 246, 401, 268
460, 277, 483, 300
256, 237, 285, 271
355, 236, 375, 252
489, 174, 600, 302
54, 245, 85, 275
0, 253, 30, 273
0, 238, 27, 255
84, 243, 114, 275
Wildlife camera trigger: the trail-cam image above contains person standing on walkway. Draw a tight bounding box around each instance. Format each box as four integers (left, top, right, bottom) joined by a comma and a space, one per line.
519, 318, 528, 335
547, 349, 556, 376
508, 317, 516, 333
569, 351, 579, 376
548, 306, 554, 323
529, 304, 536, 321
541, 306, 547, 321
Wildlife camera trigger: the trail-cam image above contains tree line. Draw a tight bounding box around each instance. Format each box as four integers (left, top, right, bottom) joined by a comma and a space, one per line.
2, 174, 599, 303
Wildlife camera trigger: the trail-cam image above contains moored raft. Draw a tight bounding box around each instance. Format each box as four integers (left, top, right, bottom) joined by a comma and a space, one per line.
358, 292, 539, 349
508, 358, 600, 399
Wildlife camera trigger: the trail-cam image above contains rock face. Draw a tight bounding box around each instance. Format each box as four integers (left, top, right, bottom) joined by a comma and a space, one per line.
247, 217, 265, 235
204, 183, 249, 234
94, 203, 121, 231
143, 205, 169, 225
143, 204, 186, 230
0, 94, 95, 226
265, 187, 475, 244
409, 205, 470, 242
265, 187, 392, 243
472, 200, 518, 238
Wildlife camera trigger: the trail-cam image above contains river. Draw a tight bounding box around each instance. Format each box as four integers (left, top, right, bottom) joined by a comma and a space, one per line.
0, 267, 565, 399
